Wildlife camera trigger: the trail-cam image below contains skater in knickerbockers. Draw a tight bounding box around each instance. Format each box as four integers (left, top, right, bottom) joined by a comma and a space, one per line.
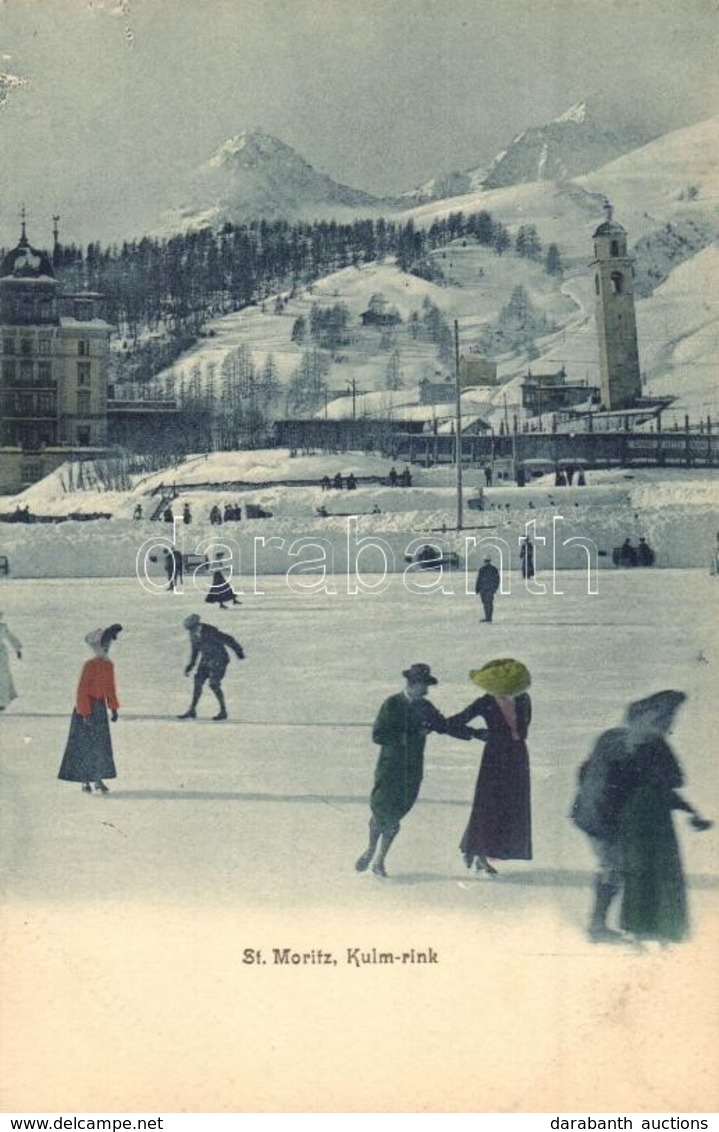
178, 614, 245, 721
355, 663, 478, 878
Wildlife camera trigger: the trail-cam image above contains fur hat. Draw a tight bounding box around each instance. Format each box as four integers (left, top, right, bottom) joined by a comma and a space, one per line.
402, 663, 438, 686
469, 658, 531, 696
183, 614, 201, 630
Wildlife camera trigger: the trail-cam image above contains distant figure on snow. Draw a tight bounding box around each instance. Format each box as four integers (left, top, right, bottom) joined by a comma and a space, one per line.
58, 624, 122, 794
163, 548, 183, 591
0, 614, 22, 711
209, 505, 222, 526
205, 552, 241, 610
178, 614, 245, 721
637, 537, 656, 567
163, 506, 174, 523
475, 555, 500, 623
133, 503, 143, 521
388, 467, 398, 488
484, 464, 493, 487
618, 539, 638, 568
182, 502, 192, 525
520, 537, 535, 580
355, 663, 476, 878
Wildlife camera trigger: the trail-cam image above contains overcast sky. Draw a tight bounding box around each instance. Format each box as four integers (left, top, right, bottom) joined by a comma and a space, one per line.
1, 0, 717, 244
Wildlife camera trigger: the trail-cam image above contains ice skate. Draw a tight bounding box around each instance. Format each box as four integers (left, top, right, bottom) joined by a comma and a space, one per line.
212, 709, 228, 721
372, 860, 388, 878
588, 925, 625, 944
94, 780, 109, 794
81, 783, 92, 793
476, 855, 498, 876
355, 850, 374, 872
178, 708, 197, 720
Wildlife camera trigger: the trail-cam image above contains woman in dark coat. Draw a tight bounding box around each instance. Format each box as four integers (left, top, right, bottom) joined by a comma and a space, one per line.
618, 691, 712, 944
205, 552, 241, 610
58, 624, 122, 794
449, 658, 532, 874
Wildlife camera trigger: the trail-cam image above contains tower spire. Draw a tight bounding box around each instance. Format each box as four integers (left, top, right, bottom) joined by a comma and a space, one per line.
603, 198, 613, 224
20, 203, 28, 244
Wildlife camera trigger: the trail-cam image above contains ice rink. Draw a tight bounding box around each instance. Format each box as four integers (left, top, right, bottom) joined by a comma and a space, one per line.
1, 569, 717, 1111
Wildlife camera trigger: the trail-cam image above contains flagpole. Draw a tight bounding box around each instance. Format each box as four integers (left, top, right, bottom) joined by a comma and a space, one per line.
454, 319, 463, 531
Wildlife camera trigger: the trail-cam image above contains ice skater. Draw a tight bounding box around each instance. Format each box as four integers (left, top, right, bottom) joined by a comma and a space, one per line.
205, 551, 241, 610
355, 663, 477, 878
572, 690, 712, 943
178, 614, 245, 721
449, 659, 533, 875
475, 554, 500, 622
0, 613, 22, 712
58, 624, 122, 794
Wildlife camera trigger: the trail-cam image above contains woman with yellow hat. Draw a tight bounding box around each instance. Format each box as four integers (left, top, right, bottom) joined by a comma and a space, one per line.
449, 658, 533, 874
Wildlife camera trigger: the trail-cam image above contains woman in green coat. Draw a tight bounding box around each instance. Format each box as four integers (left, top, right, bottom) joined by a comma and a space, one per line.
355, 663, 476, 877
619, 691, 712, 943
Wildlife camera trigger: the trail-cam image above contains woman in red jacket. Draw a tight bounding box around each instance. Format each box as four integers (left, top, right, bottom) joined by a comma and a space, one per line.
58, 624, 122, 794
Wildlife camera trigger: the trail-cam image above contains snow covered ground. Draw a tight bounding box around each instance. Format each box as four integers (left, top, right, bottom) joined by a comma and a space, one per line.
1, 452, 717, 577
0, 571, 717, 1111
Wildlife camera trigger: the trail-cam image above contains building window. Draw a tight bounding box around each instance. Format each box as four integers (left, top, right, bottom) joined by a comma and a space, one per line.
3, 336, 15, 355
77, 362, 91, 385
78, 339, 90, 357
610, 272, 624, 294
20, 361, 34, 384
77, 390, 91, 415
610, 240, 619, 257
76, 427, 91, 446
594, 275, 600, 294
74, 301, 93, 320
38, 335, 52, 355
20, 337, 33, 356
37, 361, 52, 385
2, 361, 16, 382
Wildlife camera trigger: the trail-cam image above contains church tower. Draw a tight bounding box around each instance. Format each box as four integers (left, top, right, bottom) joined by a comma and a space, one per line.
591, 202, 641, 409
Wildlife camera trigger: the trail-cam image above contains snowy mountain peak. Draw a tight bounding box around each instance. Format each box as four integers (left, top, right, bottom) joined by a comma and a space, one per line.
208, 130, 308, 171
555, 100, 587, 125
482, 99, 654, 190
169, 130, 389, 230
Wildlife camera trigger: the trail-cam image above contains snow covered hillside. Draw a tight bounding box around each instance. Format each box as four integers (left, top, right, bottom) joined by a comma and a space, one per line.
130, 115, 719, 429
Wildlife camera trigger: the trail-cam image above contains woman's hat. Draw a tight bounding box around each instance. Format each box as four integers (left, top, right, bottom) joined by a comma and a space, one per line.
100, 623, 123, 649
626, 690, 686, 728
402, 663, 438, 686
469, 658, 531, 695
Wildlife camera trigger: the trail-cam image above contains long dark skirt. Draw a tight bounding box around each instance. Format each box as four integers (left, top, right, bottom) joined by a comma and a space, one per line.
205, 572, 237, 605
619, 786, 688, 941
460, 738, 532, 859
58, 699, 117, 783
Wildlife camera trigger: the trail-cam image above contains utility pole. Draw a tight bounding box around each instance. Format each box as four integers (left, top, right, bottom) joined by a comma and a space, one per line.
454, 320, 463, 531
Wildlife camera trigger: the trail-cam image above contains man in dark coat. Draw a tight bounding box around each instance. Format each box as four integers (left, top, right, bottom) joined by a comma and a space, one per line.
163, 548, 183, 591
355, 663, 477, 877
475, 555, 500, 622
178, 614, 245, 721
